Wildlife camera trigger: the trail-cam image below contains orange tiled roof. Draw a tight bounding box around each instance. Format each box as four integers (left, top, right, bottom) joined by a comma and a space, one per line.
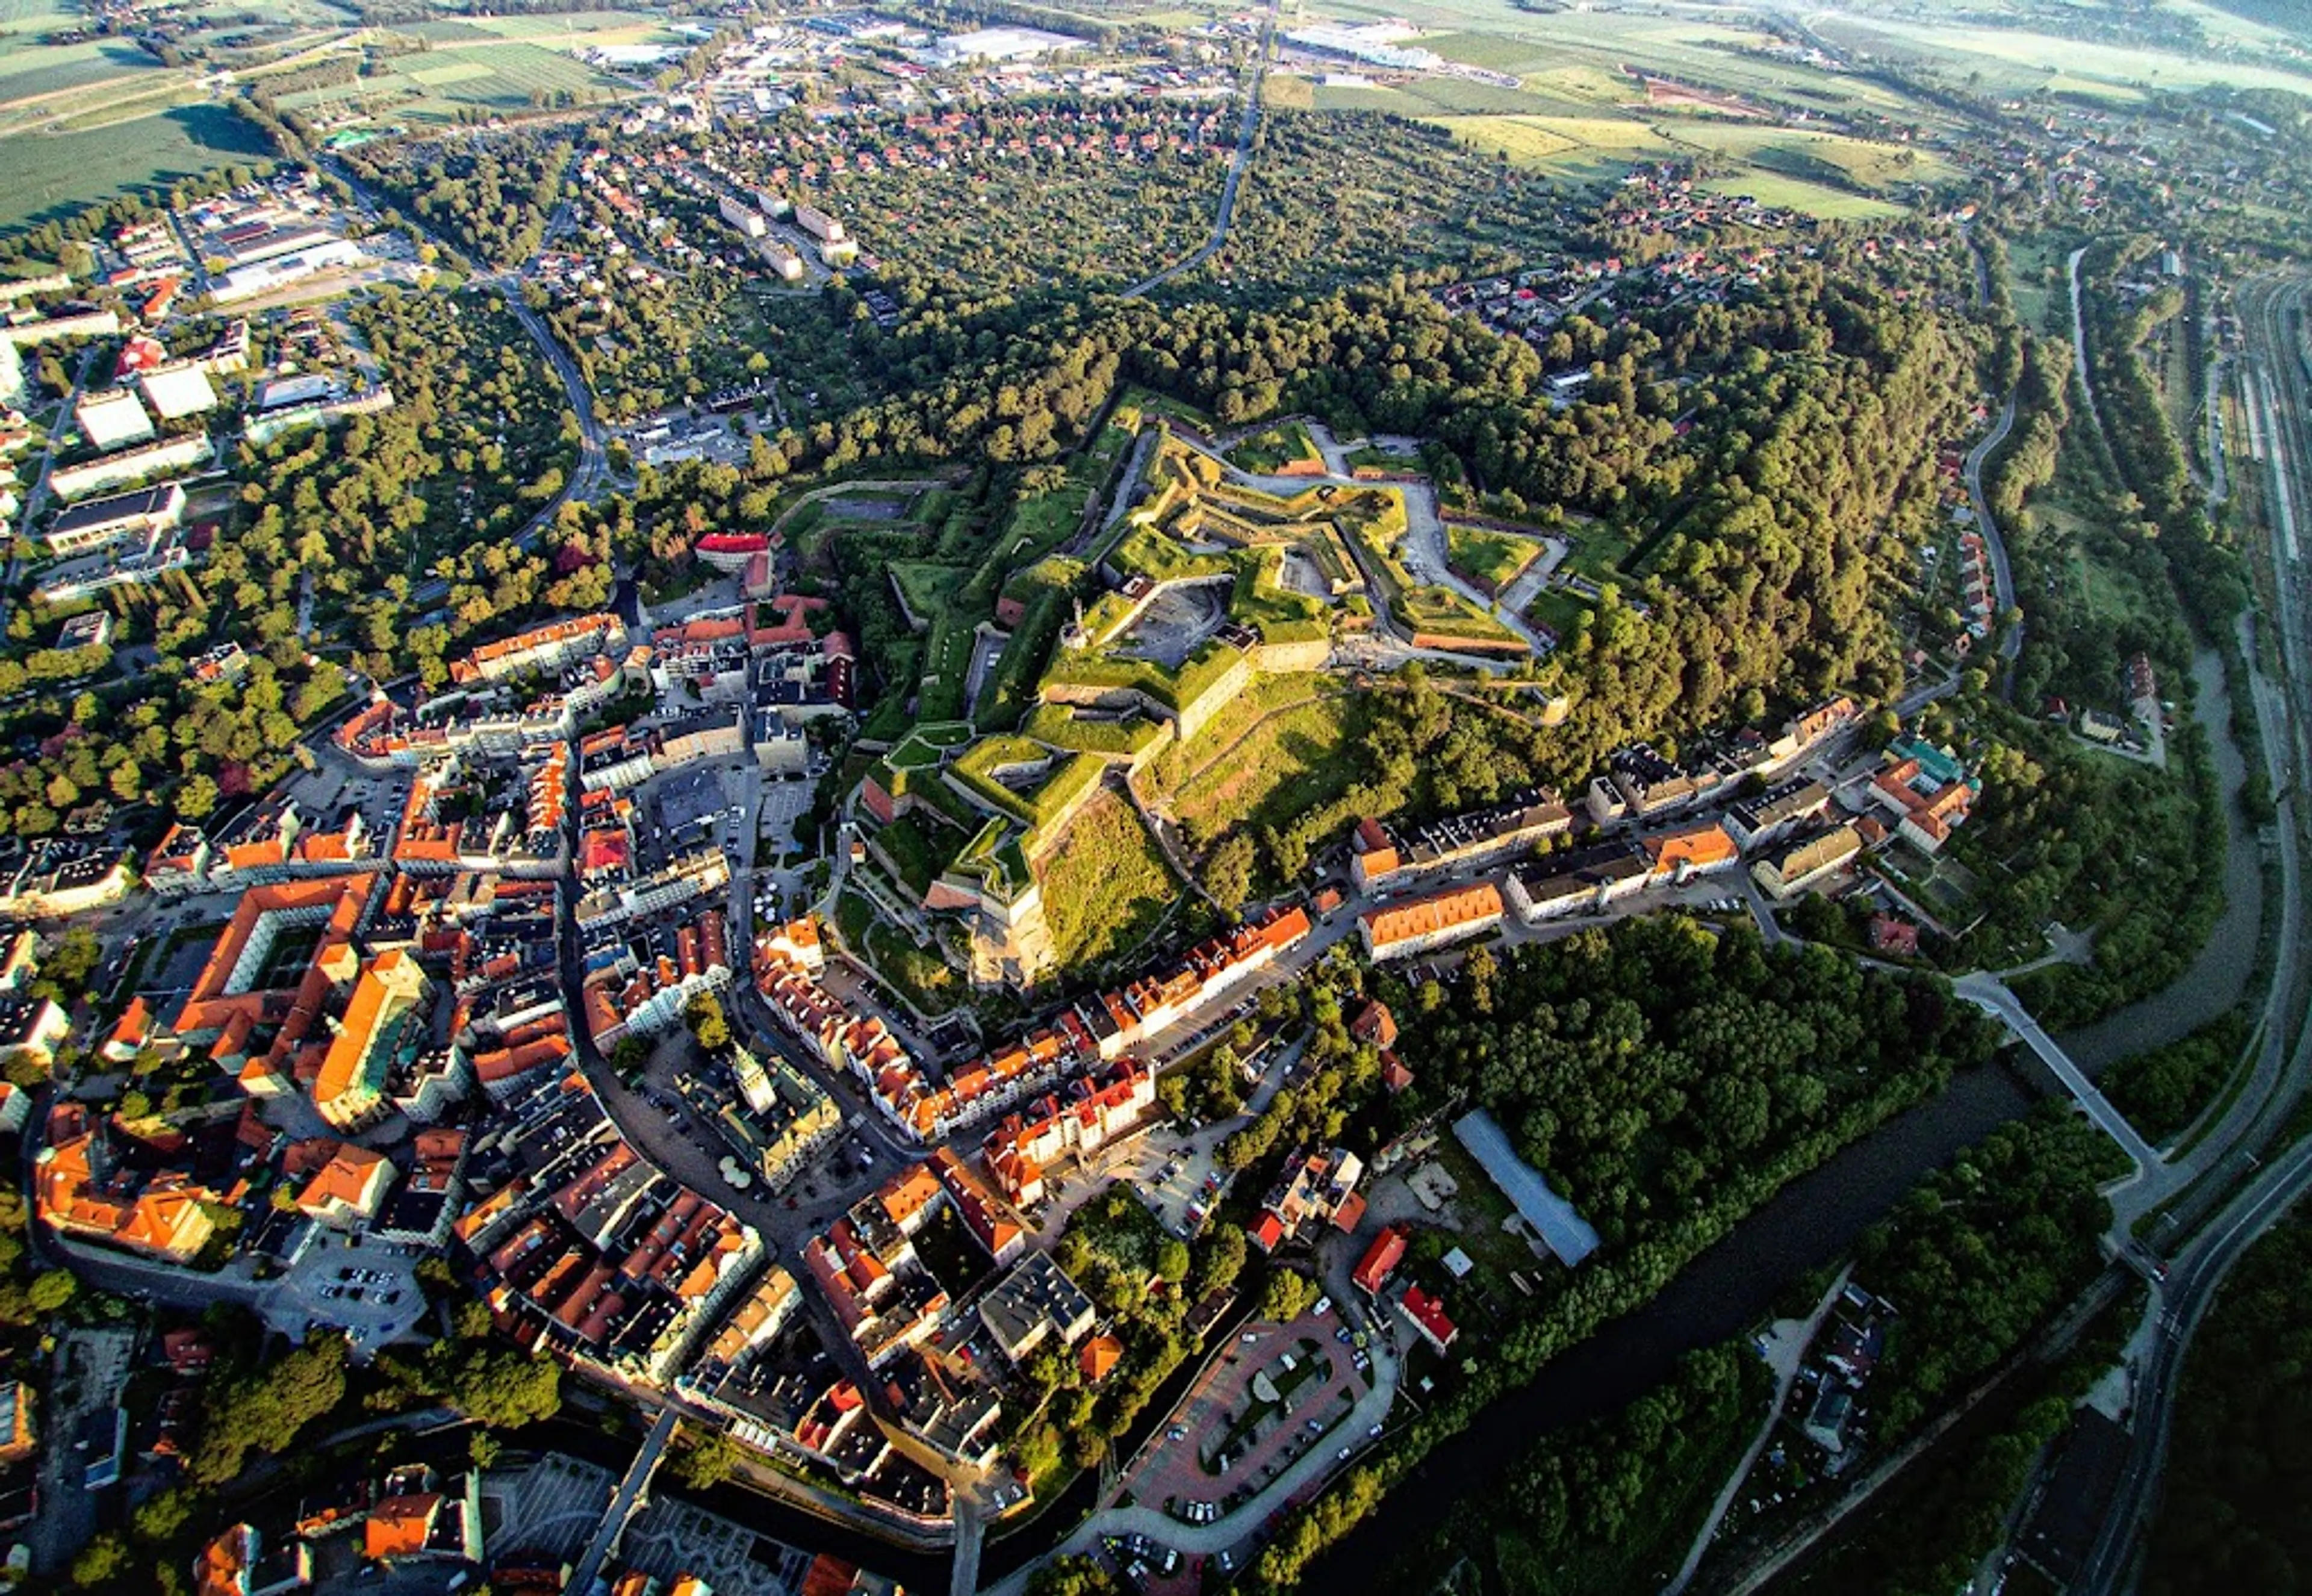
1358, 881, 1503, 948
1644, 820, 1738, 872
296, 1143, 390, 1216
362, 1494, 441, 1561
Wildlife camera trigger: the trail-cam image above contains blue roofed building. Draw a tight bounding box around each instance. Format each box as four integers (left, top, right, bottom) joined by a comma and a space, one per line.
1450, 1109, 1601, 1267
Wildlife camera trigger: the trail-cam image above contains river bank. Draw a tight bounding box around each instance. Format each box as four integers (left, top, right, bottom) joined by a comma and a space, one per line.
2058, 647, 2266, 1075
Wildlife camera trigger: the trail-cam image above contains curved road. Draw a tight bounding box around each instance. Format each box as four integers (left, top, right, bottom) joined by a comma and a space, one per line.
2068, 246, 2111, 456
2043, 269, 2312, 1588
1963, 395, 2022, 696
325, 157, 613, 609
978, 1326, 1405, 1596
2073, 1127, 2312, 1592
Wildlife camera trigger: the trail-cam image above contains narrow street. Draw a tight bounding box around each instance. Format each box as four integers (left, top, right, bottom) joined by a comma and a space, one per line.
1121, 0, 1273, 299
1662, 1266, 1853, 1596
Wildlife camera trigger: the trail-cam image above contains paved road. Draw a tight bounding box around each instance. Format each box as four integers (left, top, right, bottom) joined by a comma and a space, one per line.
2103, 276, 2312, 1235
2206, 352, 2230, 506
2068, 246, 2112, 457
1393, 474, 1556, 656
1953, 973, 2160, 1176
2074, 1127, 2312, 1591
2044, 272, 2312, 1585
1122, 3, 1272, 298
1160, 427, 1540, 671
1963, 395, 2022, 695
0, 342, 99, 632
978, 1321, 1405, 1596
326, 158, 612, 610
1960, 232, 2022, 694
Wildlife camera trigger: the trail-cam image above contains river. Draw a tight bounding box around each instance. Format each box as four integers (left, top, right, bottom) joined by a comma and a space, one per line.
1296, 1064, 2036, 1591
532, 654, 2266, 1594
1293, 648, 2271, 1589
2057, 647, 2266, 1074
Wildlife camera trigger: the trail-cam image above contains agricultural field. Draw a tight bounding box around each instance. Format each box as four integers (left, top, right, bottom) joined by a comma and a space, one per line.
1809, 13, 2312, 101
1036, 790, 1179, 973
0, 101, 273, 233
1434, 111, 1936, 210
1294, 73, 1592, 118
1312, 0, 1947, 123
1668, 123, 1958, 190
2003, 231, 2074, 338
411, 11, 698, 48
261, 39, 629, 125
1428, 113, 1677, 183
1698, 172, 1904, 222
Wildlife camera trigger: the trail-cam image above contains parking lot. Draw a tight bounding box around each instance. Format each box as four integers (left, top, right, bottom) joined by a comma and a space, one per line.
263, 1228, 430, 1356
287, 762, 412, 855
1111, 1135, 1232, 1240
1122, 1303, 1374, 1538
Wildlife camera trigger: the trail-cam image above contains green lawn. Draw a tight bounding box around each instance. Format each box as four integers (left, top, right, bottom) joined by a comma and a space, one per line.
1428, 109, 1936, 209
1169, 691, 1363, 848
1668, 123, 1958, 189
889, 560, 966, 627
267, 39, 628, 125
1524, 586, 1592, 644
1397, 583, 1528, 650
1811, 13, 2312, 99
1561, 524, 1635, 584
1226, 420, 1324, 476
1698, 171, 1906, 222
1036, 789, 1178, 973
866, 919, 964, 1014
1437, 112, 1678, 181
1444, 524, 1544, 592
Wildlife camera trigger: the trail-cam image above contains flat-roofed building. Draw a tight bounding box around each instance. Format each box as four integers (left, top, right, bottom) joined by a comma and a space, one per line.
45, 480, 183, 556
75, 388, 154, 449
137, 361, 219, 420
978, 1250, 1095, 1364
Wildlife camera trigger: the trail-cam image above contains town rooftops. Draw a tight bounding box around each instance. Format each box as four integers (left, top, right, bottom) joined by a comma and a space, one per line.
1400, 1286, 1458, 1350
362, 1492, 441, 1561
977, 1249, 1094, 1361
1352, 1225, 1408, 1293
1357, 880, 1504, 950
